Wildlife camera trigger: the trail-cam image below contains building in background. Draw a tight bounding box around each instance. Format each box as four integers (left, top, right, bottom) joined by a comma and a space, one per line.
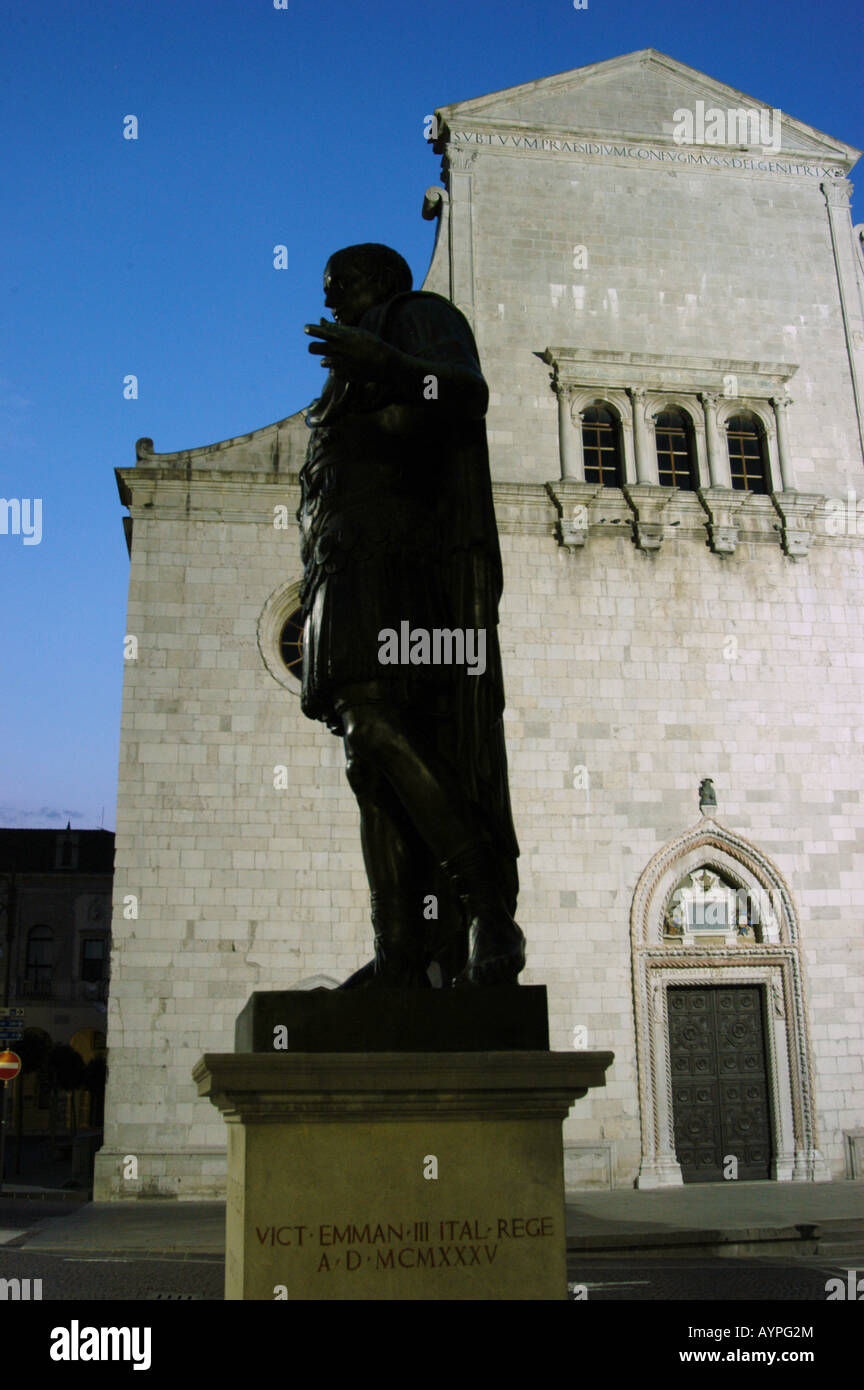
0, 827, 112, 1151
99, 51, 864, 1198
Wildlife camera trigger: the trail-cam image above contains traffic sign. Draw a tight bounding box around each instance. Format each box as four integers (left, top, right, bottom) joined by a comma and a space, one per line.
0, 1010, 25, 1038
0, 1052, 22, 1083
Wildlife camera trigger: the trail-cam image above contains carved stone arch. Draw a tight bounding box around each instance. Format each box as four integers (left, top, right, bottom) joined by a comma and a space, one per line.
645, 395, 702, 432
568, 387, 631, 426
631, 818, 796, 948
715, 397, 776, 439
630, 818, 829, 1188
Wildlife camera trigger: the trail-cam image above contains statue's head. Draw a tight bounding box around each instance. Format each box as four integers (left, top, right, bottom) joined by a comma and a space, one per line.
323, 244, 412, 326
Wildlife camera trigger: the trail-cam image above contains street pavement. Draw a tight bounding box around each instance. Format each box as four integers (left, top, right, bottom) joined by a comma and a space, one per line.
0, 1248, 223, 1300
565, 1177, 864, 1258
0, 1179, 861, 1300
566, 1256, 859, 1301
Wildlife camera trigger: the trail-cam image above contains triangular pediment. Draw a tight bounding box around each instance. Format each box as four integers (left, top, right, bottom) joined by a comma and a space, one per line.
436, 50, 858, 164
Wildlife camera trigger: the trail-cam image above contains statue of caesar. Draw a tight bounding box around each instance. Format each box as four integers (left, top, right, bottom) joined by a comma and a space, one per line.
298, 243, 524, 988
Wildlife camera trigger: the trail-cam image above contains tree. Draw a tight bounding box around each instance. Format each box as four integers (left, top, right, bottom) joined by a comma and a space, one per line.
82, 1055, 107, 1128
46, 1044, 86, 1138
11, 1029, 51, 1174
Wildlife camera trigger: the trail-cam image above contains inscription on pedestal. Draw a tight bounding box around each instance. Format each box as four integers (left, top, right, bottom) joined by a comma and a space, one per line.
257, 1214, 556, 1289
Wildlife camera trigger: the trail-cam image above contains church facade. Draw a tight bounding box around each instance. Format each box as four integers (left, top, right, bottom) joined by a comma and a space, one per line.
96, 51, 864, 1198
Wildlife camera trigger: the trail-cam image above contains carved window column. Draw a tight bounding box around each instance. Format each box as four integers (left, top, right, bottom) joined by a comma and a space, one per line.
445, 147, 477, 330
556, 383, 583, 481
629, 387, 655, 484
768, 395, 823, 557
771, 396, 796, 492
700, 392, 732, 488
821, 178, 864, 460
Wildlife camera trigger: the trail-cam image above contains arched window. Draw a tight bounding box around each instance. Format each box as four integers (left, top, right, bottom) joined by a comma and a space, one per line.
581, 405, 623, 486
279, 608, 304, 683
654, 410, 697, 489
726, 414, 769, 493
26, 926, 54, 994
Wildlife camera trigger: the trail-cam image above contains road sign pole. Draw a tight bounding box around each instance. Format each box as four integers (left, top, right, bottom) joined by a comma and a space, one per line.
0, 1080, 7, 1198
0, 1052, 22, 1194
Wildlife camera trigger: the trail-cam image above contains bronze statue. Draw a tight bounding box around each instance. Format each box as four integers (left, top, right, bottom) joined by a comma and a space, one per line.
298, 244, 524, 988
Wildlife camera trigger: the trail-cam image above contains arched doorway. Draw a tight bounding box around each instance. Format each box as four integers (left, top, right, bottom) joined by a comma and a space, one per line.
630, 818, 828, 1187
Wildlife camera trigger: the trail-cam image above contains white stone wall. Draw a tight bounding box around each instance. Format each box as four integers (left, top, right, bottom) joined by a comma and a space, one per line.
97, 471, 864, 1195
498, 514, 864, 1184
450, 155, 861, 495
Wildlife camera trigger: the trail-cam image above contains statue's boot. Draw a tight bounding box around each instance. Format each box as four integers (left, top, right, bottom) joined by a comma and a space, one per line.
440, 844, 526, 987
346, 892, 431, 989
338, 958, 377, 990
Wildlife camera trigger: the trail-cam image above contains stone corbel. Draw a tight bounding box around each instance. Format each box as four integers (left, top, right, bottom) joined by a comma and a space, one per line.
770, 491, 825, 558
622, 484, 674, 552
557, 514, 589, 548
421, 186, 446, 221
697, 487, 742, 555
545, 480, 610, 548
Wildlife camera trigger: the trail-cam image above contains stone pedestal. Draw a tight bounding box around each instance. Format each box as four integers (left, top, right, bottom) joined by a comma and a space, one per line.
194, 1047, 612, 1300
235, 985, 550, 1053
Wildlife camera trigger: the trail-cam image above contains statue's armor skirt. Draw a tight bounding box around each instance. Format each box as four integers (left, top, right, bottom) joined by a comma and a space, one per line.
300, 552, 455, 732
298, 433, 455, 731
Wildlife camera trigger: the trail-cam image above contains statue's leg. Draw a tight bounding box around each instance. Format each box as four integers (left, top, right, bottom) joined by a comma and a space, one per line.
439, 843, 526, 987
342, 748, 433, 988
338, 696, 524, 986
339, 700, 475, 862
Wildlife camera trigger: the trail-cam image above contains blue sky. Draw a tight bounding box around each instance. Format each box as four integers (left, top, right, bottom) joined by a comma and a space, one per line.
2, 0, 861, 830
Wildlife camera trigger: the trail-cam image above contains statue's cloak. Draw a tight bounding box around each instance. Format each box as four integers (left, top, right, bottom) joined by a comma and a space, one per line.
297, 290, 519, 902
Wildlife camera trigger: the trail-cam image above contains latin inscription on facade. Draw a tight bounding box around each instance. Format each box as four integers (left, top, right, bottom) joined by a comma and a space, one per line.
449, 132, 844, 179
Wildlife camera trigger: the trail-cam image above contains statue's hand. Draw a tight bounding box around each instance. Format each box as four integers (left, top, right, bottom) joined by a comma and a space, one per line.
304, 321, 401, 384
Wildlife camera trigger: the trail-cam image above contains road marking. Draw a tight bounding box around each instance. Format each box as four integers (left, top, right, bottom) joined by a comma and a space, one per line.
576, 1280, 652, 1288
63, 1257, 134, 1263
58, 1254, 219, 1264
0, 1230, 27, 1245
